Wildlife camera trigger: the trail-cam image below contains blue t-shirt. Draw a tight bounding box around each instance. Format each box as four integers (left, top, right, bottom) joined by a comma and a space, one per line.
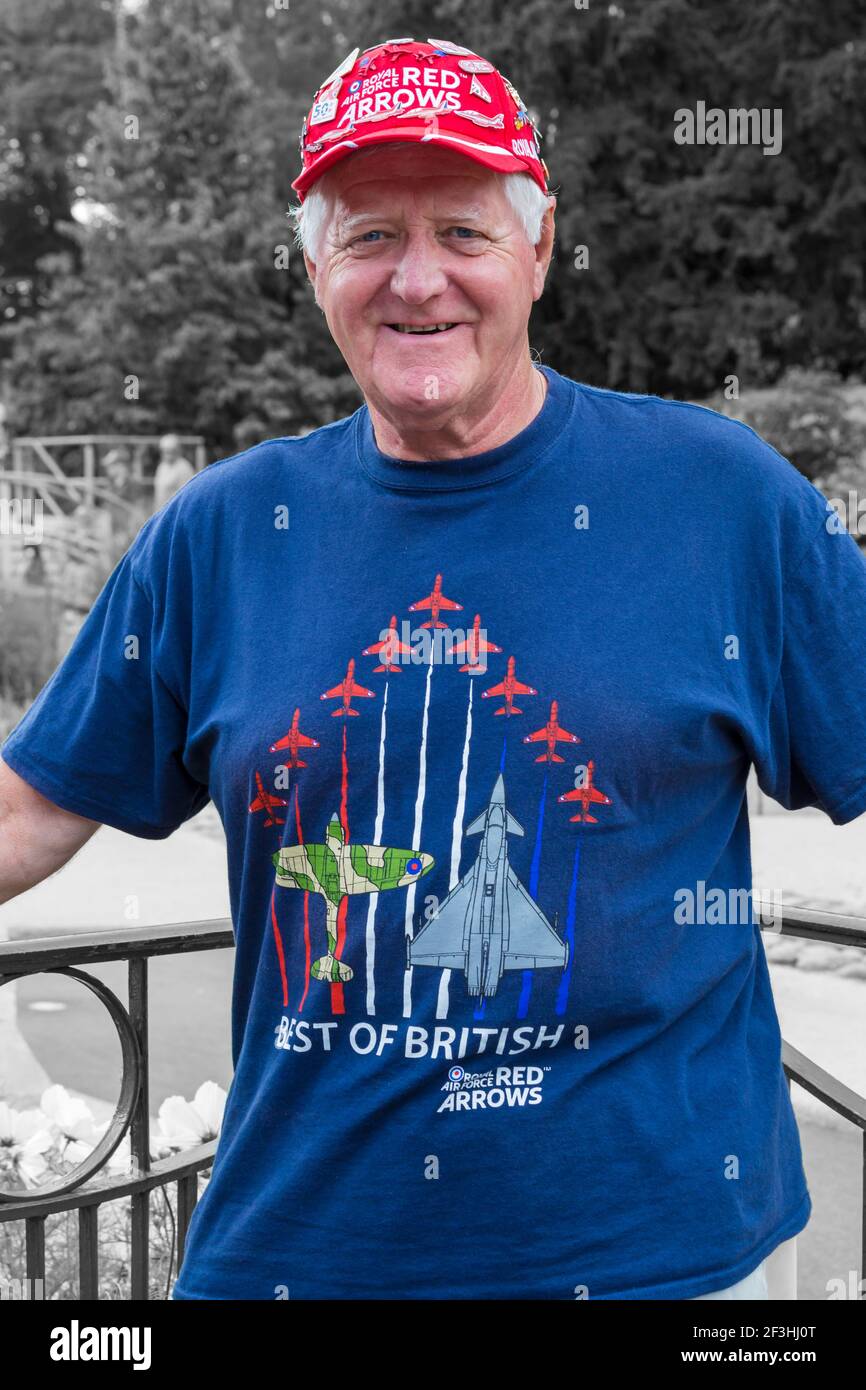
5, 365, 866, 1300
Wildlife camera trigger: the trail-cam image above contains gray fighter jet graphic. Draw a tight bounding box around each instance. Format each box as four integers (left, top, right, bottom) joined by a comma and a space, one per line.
407, 774, 569, 999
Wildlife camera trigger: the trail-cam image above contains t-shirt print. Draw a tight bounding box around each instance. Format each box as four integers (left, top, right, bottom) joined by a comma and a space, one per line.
249, 566, 617, 1054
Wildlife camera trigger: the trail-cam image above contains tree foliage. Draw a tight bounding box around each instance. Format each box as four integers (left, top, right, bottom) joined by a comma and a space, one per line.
1, 0, 359, 450
1, 0, 863, 453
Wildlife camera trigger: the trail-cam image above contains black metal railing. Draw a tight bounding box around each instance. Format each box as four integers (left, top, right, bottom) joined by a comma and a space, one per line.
759, 902, 866, 1298
0, 920, 233, 1299
0, 905, 864, 1300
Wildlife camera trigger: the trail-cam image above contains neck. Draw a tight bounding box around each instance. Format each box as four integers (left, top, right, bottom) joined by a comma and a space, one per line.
365, 354, 547, 462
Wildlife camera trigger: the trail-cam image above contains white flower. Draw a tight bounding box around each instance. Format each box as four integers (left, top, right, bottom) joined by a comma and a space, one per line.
39, 1084, 100, 1163
0, 1101, 54, 1187
155, 1081, 227, 1151
91, 1128, 166, 1172
149, 1131, 175, 1161
88, 1127, 134, 1175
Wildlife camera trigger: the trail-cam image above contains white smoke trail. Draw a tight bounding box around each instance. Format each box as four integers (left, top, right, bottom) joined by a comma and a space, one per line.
436, 678, 474, 1018
403, 659, 434, 1017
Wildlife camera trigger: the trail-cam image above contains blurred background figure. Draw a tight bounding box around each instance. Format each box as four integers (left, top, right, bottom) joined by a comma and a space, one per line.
154, 434, 195, 510
70, 445, 148, 592
232, 419, 268, 455
100, 447, 149, 561
20, 541, 47, 589
0, 402, 9, 472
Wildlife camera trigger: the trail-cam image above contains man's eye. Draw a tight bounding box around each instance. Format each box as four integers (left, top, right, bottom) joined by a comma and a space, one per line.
449, 227, 481, 239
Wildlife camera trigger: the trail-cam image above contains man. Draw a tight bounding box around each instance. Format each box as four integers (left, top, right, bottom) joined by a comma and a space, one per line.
99, 448, 151, 563
153, 433, 195, 511
1, 37, 866, 1302
20, 541, 48, 589
232, 418, 269, 455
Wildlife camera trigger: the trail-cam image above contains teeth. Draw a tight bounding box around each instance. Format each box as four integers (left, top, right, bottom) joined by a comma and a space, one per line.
393, 323, 456, 333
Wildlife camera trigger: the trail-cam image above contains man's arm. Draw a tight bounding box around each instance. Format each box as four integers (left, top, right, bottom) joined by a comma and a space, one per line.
0, 756, 101, 907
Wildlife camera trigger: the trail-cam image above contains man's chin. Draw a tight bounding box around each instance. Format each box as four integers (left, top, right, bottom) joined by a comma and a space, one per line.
366, 367, 476, 420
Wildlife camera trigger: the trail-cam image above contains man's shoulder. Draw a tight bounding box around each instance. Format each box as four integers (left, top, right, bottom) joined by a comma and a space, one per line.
157, 414, 360, 505
569, 376, 778, 456
554, 371, 835, 555
567, 374, 824, 503
124, 415, 361, 576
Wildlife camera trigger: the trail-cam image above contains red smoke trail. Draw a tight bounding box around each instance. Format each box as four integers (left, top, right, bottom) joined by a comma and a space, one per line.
270, 781, 296, 1010
270, 888, 288, 1009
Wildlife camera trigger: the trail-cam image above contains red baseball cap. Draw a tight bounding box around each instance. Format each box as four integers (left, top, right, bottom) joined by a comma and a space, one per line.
292, 37, 550, 202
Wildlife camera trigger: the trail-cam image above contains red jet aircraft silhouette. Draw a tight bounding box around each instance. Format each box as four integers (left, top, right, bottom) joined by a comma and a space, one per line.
482, 655, 538, 716
449, 613, 503, 672
268, 708, 320, 767
321, 658, 376, 717
523, 700, 581, 762
408, 573, 463, 629
362, 615, 413, 672
248, 770, 288, 827
557, 759, 612, 823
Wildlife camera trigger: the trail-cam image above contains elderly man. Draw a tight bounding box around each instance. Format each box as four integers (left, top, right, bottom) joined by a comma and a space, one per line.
1, 37, 866, 1303
153, 432, 196, 511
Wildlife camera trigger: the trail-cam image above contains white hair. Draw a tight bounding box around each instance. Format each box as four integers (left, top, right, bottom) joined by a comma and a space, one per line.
289, 143, 553, 263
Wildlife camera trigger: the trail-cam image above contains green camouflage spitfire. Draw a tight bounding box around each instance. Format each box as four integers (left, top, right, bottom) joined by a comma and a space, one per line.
273, 813, 434, 983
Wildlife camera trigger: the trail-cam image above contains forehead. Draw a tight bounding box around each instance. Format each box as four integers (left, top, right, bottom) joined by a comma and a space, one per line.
325, 145, 508, 212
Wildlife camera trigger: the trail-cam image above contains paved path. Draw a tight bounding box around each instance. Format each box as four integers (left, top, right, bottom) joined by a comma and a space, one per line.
1, 804, 231, 932
749, 787, 866, 918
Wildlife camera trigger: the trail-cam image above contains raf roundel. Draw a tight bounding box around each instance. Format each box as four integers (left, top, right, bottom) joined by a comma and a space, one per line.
406, 857, 423, 875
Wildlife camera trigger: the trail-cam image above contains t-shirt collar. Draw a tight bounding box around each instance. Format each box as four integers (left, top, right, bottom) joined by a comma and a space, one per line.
355, 364, 574, 492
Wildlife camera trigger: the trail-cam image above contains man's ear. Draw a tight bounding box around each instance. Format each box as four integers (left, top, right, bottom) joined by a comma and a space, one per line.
532, 196, 556, 301
303, 251, 327, 313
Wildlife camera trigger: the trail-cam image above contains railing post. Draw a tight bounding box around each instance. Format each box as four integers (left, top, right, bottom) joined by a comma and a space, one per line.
128, 956, 150, 1299
176, 1172, 199, 1268
79, 1205, 99, 1299
25, 1215, 45, 1297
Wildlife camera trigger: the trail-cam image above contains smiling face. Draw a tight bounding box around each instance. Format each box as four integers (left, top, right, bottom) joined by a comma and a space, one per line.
302, 145, 554, 434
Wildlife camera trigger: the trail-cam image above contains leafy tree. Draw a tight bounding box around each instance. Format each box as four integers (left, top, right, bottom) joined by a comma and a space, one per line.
342, 0, 866, 399
2, 0, 357, 451
0, 0, 114, 336
2, 0, 864, 448
709, 368, 866, 485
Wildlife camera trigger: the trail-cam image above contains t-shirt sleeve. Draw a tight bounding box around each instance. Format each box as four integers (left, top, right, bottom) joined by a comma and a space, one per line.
753, 516, 866, 825
1, 542, 210, 839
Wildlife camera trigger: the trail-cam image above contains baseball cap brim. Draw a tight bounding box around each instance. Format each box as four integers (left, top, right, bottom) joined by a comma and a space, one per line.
291, 124, 544, 199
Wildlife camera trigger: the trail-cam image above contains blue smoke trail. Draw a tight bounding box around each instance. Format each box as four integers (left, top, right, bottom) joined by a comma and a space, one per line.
556, 828, 585, 1015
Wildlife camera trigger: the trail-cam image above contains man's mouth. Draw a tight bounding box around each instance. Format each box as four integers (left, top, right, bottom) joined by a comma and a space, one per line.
386, 322, 460, 334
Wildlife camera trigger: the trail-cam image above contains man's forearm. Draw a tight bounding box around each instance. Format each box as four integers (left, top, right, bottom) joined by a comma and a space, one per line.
0, 758, 101, 907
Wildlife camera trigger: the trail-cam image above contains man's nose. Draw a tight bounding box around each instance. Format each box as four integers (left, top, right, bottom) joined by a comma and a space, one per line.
389, 232, 450, 304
